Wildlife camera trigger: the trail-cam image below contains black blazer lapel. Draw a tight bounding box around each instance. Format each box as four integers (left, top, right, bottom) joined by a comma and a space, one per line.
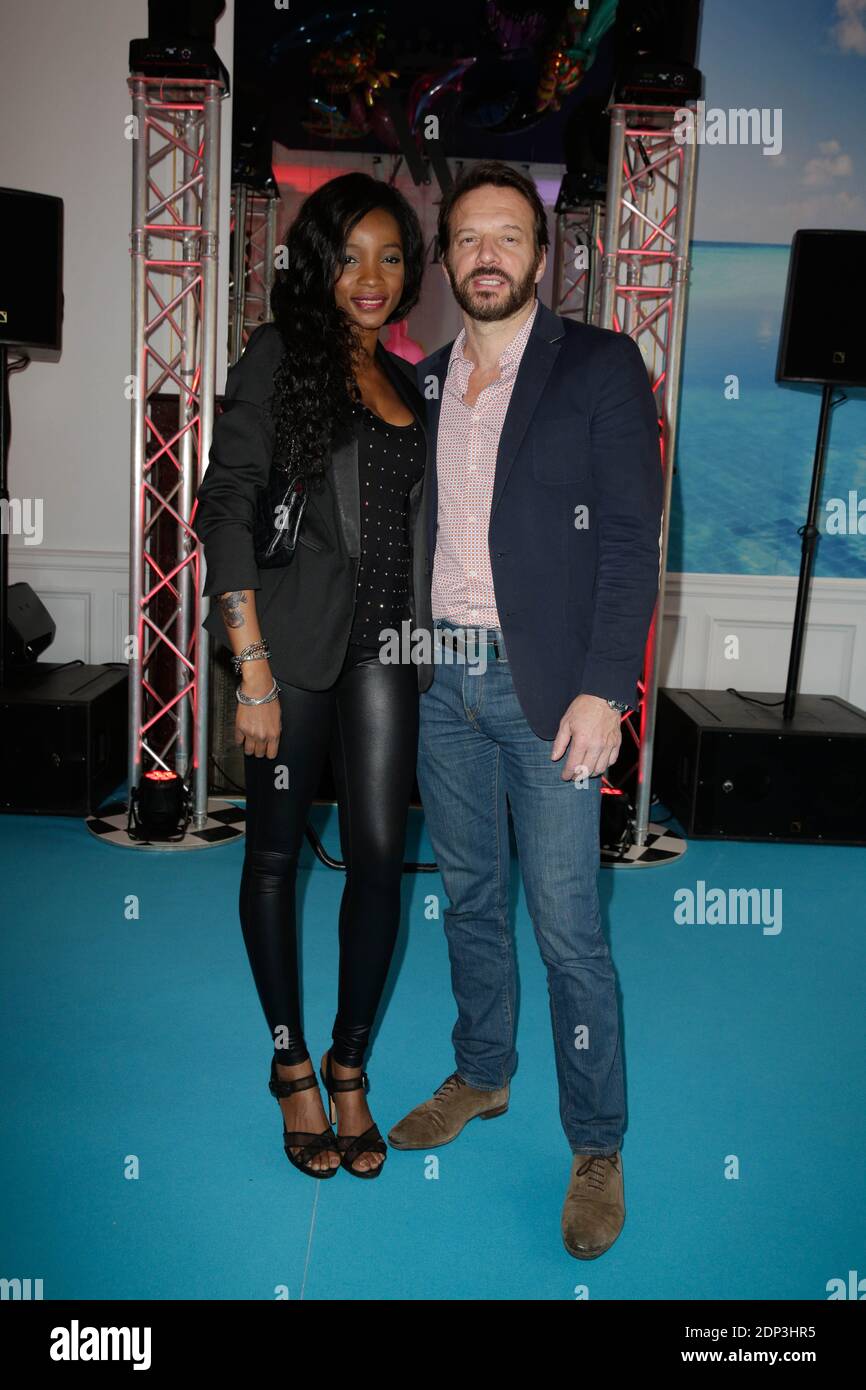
420, 348, 447, 463
490, 300, 564, 517
327, 427, 360, 559
416, 342, 451, 567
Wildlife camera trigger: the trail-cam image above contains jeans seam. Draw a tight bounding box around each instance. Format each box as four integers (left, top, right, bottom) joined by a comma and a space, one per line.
492, 741, 514, 1090
549, 982, 575, 1141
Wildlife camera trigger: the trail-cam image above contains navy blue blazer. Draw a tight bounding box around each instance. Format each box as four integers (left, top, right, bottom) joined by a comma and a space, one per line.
418, 298, 663, 739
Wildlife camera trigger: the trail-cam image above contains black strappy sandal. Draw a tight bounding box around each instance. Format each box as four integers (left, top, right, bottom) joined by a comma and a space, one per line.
268, 1057, 340, 1179
320, 1049, 388, 1180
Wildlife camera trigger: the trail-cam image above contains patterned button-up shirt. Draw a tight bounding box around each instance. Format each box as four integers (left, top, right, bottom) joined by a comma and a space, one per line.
431, 297, 539, 627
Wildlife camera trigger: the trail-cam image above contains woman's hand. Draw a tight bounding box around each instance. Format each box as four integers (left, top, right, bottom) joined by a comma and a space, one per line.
234, 664, 282, 758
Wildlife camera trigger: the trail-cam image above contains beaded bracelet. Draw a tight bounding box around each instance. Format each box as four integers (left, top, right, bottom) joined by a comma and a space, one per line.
232, 638, 270, 676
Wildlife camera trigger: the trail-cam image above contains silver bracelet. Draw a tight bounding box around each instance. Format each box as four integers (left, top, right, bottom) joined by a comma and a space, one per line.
232, 639, 270, 676
236, 678, 279, 705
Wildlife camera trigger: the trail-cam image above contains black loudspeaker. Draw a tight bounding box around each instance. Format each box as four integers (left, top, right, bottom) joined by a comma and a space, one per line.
130, 4, 229, 86
147, 0, 225, 41
562, 108, 612, 200
615, 0, 702, 66
613, 0, 703, 105
0, 188, 63, 352
232, 112, 278, 194
776, 229, 866, 388
6, 582, 56, 662
0, 665, 128, 815
653, 688, 866, 845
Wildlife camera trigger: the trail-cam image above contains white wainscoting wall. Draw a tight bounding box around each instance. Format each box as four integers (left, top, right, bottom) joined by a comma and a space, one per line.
9, 547, 866, 712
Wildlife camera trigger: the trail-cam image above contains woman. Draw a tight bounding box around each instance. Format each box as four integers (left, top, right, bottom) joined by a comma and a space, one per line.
195, 173, 433, 1179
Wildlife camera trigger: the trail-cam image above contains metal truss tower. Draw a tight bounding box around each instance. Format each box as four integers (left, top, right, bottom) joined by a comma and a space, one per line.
598, 102, 698, 846
551, 200, 605, 326
551, 101, 698, 852
127, 72, 226, 829
228, 186, 279, 363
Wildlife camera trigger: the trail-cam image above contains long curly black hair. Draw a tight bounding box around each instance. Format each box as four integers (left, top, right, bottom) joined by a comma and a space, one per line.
268, 172, 424, 485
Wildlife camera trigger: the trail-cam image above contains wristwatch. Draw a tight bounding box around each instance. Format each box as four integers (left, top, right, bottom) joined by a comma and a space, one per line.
606, 698, 630, 714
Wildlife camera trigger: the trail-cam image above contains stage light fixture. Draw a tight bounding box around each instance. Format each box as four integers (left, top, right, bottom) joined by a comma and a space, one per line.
128, 769, 191, 842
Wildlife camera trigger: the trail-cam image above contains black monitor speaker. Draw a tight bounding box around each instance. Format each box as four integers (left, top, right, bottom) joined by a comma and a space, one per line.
776, 229, 866, 388
0, 188, 63, 352
615, 0, 702, 66
147, 0, 225, 41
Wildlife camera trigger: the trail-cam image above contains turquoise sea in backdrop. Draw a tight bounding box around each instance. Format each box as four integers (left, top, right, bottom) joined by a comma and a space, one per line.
671, 242, 866, 578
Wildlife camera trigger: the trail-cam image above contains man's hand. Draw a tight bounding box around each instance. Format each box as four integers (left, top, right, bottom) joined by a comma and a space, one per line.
551, 694, 623, 781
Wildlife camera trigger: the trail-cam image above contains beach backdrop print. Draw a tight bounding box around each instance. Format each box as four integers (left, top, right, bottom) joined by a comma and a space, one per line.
672, 0, 866, 578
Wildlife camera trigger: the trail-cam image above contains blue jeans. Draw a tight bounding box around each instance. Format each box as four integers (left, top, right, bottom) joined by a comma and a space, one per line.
415, 618, 625, 1156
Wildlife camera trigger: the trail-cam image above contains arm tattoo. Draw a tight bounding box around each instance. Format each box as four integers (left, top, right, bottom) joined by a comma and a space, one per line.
219, 591, 248, 629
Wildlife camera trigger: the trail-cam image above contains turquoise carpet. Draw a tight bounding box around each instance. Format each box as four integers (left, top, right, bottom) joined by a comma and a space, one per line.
1, 801, 863, 1301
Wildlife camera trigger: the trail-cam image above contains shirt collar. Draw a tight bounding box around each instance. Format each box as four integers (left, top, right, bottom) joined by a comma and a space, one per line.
447, 296, 539, 378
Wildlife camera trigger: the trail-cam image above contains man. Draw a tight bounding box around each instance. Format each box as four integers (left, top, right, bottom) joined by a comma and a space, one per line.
387, 161, 663, 1260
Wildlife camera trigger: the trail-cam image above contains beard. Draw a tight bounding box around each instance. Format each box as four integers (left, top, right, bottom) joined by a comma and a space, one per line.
445, 252, 541, 322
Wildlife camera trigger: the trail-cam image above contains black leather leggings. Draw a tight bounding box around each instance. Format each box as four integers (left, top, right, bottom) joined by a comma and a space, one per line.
240, 641, 419, 1069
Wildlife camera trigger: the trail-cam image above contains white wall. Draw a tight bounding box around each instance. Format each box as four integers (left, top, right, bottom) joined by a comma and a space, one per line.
1, 0, 235, 561
4, 2, 865, 712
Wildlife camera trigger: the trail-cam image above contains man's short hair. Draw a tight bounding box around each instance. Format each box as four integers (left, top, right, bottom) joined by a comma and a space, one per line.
437, 161, 549, 261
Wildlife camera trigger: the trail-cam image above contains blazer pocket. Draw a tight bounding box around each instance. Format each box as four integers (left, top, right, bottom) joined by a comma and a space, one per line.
297, 533, 323, 553
532, 412, 591, 484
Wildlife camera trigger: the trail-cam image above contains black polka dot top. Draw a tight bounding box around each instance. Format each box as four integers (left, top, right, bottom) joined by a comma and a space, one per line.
348, 400, 424, 648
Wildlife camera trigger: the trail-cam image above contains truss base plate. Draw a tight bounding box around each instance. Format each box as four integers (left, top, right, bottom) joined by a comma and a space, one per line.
85, 797, 246, 850
601, 821, 687, 868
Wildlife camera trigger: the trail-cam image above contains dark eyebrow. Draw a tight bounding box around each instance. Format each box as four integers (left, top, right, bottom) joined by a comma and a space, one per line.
344, 240, 403, 250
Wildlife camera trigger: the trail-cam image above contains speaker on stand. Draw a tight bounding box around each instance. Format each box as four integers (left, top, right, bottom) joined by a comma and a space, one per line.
0, 187, 64, 690
654, 229, 866, 843
0, 187, 130, 816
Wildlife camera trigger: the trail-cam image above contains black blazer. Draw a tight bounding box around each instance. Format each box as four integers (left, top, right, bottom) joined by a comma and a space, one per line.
417, 298, 663, 738
195, 322, 434, 693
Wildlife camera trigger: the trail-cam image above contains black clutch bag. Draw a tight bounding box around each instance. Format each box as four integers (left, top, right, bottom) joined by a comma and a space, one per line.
252, 441, 308, 569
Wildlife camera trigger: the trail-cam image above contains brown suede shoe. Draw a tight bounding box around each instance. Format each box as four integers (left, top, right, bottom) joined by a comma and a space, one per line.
561, 1152, 625, 1259
387, 1072, 509, 1149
